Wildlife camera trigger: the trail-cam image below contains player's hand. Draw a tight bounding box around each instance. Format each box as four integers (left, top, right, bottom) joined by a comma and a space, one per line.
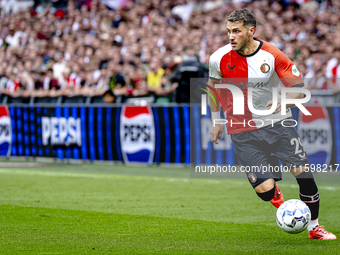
266, 99, 281, 114
210, 124, 223, 144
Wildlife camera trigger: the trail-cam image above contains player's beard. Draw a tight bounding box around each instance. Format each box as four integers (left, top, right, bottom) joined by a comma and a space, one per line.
235, 32, 251, 53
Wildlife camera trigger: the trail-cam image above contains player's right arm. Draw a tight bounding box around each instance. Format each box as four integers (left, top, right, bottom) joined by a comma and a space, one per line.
208, 79, 223, 144
208, 78, 221, 112
208, 52, 223, 144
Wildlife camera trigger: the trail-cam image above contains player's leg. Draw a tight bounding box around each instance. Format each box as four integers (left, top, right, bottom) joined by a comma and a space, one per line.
254, 165, 284, 208
291, 167, 336, 240
254, 178, 274, 193
273, 122, 336, 240
231, 132, 283, 207
270, 182, 284, 208
253, 156, 284, 208
290, 167, 319, 230
254, 179, 275, 200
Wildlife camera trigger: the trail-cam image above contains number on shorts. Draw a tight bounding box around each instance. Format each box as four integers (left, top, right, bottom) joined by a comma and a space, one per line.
290, 137, 303, 154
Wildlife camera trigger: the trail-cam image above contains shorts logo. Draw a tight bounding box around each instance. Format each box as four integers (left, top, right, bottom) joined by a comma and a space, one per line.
292, 65, 300, 76
260, 63, 270, 73
248, 173, 257, 183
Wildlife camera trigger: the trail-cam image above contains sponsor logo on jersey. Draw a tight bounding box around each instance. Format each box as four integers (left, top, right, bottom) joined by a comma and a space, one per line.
0, 106, 12, 157
298, 106, 332, 165
42, 117, 81, 146
292, 65, 300, 76
120, 106, 155, 164
224, 80, 269, 88
260, 63, 270, 73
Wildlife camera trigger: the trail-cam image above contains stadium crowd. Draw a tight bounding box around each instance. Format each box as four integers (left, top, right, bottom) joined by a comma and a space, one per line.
0, 0, 340, 103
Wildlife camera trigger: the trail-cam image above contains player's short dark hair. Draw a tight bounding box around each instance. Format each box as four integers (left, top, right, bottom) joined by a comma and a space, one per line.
227, 8, 256, 29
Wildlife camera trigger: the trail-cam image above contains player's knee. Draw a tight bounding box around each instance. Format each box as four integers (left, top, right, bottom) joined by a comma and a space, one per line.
255, 179, 275, 201
254, 178, 275, 193
256, 185, 275, 202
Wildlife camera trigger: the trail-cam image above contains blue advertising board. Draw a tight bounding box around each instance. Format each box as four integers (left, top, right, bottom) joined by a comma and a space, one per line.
4, 104, 340, 166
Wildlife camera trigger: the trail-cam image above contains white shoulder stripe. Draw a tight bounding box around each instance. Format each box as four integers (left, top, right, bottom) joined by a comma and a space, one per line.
210, 44, 232, 63
209, 44, 232, 80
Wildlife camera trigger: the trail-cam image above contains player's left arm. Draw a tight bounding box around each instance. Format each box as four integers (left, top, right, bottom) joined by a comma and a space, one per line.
267, 51, 305, 113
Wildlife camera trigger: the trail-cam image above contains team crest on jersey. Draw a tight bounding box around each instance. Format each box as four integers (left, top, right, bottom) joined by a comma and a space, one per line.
260, 63, 270, 73
248, 173, 257, 183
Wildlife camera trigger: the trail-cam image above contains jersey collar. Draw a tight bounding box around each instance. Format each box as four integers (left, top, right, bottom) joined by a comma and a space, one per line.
236, 38, 263, 57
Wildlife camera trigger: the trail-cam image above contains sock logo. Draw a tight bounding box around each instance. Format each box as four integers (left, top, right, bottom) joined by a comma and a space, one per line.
300, 192, 319, 203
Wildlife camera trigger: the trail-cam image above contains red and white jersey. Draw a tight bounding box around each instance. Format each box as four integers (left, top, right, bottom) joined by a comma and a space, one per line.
6, 79, 20, 93
325, 57, 340, 83
209, 38, 304, 134
68, 73, 81, 87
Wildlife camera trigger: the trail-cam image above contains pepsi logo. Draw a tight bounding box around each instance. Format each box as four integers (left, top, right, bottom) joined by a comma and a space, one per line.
41, 117, 81, 146
120, 106, 155, 164
0, 106, 12, 157
298, 106, 332, 166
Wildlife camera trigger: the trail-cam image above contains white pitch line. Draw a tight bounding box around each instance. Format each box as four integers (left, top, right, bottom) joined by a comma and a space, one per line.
0, 169, 128, 179
0, 169, 339, 191
324, 186, 338, 191
289, 183, 339, 191
0, 169, 180, 182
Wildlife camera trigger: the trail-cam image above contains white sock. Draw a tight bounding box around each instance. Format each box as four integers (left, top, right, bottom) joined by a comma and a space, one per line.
308, 219, 319, 231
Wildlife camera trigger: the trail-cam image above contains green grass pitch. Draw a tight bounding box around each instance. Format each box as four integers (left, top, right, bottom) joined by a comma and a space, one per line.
0, 163, 339, 254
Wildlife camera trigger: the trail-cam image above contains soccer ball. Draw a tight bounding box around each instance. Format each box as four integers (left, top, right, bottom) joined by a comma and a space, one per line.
276, 199, 311, 234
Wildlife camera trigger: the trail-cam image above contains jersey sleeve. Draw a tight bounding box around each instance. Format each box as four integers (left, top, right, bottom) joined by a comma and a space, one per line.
275, 51, 304, 87
209, 53, 222, 81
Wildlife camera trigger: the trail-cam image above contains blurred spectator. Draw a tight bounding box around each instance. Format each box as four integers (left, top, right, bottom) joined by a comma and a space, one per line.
6, 24, 20, 47
108, 62, 125, 90
102, 89, 115, 104
53, 53, 66, 80
21, 70, 35, 91
326, 49, 340, 93
59, 67, 71, 91
96, 67, 110, 94
305, 58, 327, 90
170, 46, 208, 103
147, 60, 165, 92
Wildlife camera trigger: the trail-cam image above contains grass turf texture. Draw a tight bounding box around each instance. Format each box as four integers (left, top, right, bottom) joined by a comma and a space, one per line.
0, 164, 339, 254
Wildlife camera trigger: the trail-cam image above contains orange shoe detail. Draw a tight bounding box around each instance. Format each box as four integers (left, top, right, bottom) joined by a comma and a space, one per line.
270, 183, 284, 208
309, 226, 337, 240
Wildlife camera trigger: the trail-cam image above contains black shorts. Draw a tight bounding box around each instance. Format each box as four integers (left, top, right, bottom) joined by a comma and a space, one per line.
230, 120, 309, 188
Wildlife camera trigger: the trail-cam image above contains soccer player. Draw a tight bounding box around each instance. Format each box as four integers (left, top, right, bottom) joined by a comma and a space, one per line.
208, 8, 336, 240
